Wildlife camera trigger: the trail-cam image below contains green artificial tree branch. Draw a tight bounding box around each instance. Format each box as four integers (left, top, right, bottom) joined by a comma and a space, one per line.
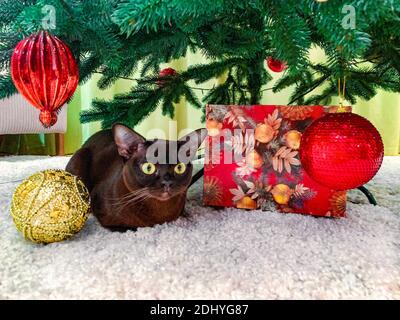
0, 0, 400, 128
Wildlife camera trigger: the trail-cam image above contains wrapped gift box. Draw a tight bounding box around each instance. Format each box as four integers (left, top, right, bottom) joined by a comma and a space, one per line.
203, 105, 352, 217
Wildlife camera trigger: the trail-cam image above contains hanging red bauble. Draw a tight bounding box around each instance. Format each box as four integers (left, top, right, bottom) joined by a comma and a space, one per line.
159, 67, 177, 77
157, 67, 178, 87
299, 112, 384, 190
266, 57, 287, 73
11, 31, 79, 128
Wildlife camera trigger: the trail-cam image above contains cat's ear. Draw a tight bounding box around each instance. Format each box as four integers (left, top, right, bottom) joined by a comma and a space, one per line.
178, 128, 207, 162
112, 124, 145, 160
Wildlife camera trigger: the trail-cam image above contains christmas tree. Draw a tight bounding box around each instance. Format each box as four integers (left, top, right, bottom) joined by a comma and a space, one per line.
1, 0, 399, 128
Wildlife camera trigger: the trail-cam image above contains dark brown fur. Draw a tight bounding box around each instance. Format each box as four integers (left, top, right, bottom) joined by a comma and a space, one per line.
66, 124, 206, 230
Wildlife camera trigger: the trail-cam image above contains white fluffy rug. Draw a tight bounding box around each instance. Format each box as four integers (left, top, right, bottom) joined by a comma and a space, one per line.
0, 156, 399, 300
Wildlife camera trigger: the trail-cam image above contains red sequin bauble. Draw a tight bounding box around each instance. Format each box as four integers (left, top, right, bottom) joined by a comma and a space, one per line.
300, 112, 384, 190
11, 31, 79, 128
266, 57, 287, 73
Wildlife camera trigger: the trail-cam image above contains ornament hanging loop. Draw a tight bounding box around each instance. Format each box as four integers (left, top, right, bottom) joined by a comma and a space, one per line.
337, 77, 347, 113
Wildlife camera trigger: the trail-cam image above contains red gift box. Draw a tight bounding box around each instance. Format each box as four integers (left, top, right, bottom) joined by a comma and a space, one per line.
203, 105, 352, 217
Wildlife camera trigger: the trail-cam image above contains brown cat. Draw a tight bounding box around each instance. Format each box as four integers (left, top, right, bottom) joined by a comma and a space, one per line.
66, 124, 206, 231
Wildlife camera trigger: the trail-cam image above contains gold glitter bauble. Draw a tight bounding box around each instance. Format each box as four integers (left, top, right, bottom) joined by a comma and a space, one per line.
10, 170, 90, 244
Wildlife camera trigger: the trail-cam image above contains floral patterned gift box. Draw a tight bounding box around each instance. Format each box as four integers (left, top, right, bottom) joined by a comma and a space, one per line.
203, 105, 352, 217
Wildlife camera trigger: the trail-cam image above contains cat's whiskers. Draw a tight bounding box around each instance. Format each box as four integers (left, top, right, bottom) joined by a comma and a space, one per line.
110, 185, 188, 215
111, 194, 149, 208
106, 188, 148, 201
113, 192, 153, 215
110, 188, 154, 210
108, 188, 150, 203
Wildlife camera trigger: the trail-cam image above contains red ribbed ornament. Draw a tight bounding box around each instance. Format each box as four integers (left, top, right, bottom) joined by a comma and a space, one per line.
11, 31, 79, 128
299, 112, 384, 190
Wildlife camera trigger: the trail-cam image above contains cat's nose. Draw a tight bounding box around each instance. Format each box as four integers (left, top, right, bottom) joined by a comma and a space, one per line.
161, 180, 173, 188
161, 173, 173, 188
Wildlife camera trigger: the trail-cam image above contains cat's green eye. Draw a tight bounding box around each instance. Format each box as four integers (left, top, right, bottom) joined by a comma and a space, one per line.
174, 163, 186, 175
141, 162, 156, 175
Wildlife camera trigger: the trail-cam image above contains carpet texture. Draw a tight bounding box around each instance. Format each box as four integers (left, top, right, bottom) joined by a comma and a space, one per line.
0, 156, 399, 299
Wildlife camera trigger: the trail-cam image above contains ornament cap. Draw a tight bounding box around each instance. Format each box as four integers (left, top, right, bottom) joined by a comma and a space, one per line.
337, 103, 349, 113
39, 110, 58, 128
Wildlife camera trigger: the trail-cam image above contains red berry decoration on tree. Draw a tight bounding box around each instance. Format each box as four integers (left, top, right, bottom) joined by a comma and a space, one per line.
266, 56, 287, 73
157, 67, 178, 87
299, 112, 384, 191
11, 31, 79, 128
